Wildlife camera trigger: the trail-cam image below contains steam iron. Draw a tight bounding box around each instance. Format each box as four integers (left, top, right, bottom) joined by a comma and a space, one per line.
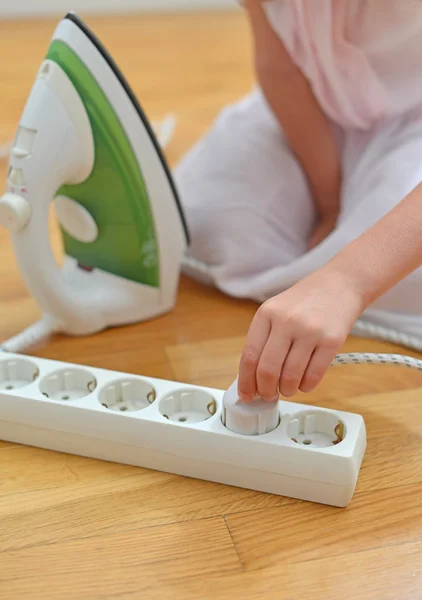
0, 13, 189, 352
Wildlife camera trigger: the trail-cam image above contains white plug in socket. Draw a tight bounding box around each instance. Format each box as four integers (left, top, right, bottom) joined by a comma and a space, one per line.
222, 379, 280, 436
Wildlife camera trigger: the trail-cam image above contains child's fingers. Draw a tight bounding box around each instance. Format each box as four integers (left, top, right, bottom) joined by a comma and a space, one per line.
279, 340, 316, 397
256, 330, 291, 400
299, 345, 340, 393
238, 313, 271, 401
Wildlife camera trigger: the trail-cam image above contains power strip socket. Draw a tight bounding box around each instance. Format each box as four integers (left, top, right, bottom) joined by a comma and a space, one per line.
0, 353, 367, 507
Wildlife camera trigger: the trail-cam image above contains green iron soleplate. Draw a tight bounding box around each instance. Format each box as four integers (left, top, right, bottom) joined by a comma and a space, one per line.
47, 40, 160, 288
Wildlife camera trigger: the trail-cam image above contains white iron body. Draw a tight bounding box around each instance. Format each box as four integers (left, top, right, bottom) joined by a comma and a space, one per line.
0, 15, 188, 344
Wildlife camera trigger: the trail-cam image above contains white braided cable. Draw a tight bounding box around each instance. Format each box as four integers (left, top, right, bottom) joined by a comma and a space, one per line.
331, 352, 422, 371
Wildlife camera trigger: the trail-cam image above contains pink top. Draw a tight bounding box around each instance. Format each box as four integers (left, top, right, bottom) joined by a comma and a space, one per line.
262, 0, 422, 130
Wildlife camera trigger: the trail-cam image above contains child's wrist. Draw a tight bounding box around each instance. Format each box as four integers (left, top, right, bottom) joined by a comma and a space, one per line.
318, 260, 370, 315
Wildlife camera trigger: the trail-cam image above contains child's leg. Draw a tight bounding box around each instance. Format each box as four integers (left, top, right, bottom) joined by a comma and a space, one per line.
174, 88, 316, 297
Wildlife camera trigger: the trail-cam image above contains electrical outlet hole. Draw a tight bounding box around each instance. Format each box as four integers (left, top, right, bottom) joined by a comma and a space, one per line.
98, 378, 156, 413
287, 410, 346, 448
39, 368, 97, 401
159, 389, 218, 424
0, 358, 39, 391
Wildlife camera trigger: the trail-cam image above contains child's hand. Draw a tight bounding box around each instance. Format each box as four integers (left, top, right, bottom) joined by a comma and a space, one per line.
237, 269, 365, 402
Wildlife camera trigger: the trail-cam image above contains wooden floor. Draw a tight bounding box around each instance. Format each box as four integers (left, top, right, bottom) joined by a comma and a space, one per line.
0, 12, 421, 600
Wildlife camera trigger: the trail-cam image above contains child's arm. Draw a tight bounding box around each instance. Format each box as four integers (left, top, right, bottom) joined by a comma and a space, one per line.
237, 181, 422, 402
244, 0, 342, 248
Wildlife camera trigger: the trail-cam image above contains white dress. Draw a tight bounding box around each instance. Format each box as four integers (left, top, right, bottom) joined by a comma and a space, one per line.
174, 0, 422, 350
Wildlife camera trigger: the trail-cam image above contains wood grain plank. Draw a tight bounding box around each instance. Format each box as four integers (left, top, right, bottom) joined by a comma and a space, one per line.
1, 12, 422, 600
0, 469, 291, 553
56, 541, 422, 600
225, 484, 422, 571
327, 387, 422, 436
0, 517, 242, 600
0, 445, 142, 496
357, 432, 422, 491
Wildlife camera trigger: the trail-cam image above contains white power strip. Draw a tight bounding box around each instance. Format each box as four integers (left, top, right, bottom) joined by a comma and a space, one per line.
0, 353, 366, 507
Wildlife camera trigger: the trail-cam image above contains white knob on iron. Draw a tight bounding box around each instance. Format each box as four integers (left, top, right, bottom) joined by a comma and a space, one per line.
0, 193, 31, 233
222, 379, 280, 436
